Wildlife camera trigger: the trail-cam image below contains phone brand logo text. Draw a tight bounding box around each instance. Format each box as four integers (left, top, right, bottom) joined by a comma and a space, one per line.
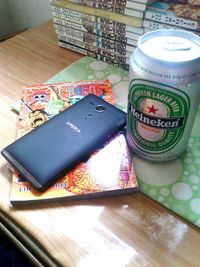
66, 121, 80, 133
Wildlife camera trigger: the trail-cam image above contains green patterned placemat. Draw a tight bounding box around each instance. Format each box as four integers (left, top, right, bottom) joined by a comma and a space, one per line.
47, 56, 200, 228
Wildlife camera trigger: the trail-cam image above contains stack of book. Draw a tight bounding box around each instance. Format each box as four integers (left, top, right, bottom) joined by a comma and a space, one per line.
50, 0, 158, 70
50, 1, 199, 69
143, 1, 200, 35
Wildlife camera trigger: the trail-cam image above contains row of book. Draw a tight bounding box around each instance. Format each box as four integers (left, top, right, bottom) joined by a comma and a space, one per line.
50, 0, 200, 70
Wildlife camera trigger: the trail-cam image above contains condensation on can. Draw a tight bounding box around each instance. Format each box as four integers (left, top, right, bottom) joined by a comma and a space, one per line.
127, 29, 200, 161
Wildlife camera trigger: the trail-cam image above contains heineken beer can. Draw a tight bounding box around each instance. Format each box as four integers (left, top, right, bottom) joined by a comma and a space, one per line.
127, 29, 200, 161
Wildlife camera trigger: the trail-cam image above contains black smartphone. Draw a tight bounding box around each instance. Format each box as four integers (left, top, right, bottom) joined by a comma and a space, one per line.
1, 94, 126, 191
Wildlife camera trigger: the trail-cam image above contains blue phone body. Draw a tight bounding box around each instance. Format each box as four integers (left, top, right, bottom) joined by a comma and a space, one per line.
1, 94, 126, 191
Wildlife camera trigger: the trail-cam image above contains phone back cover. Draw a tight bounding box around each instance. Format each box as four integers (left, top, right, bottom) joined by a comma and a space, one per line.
1, 94, 126, 190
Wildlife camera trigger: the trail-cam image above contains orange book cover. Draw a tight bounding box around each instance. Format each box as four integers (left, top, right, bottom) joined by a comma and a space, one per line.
9, 80, 138, 204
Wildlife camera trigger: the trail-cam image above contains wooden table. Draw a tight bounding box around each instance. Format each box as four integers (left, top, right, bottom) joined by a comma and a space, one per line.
0, 21, 200, 267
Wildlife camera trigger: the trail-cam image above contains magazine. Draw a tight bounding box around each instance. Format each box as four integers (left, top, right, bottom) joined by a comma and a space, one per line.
10, 80, 138, 204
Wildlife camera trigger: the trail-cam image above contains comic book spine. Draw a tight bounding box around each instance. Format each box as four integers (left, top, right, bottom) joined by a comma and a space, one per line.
57, 30, 137, 50
51, 6, 144, 34
140, 0, 157, 3
56, 31, 134, 57
58, 40, 130, 70
66, 0, 147, 12
143, 19, 200, 34
50, 2, 143, 27
128, 0, 157, 3
54, 23, 135, 55
145, 9, 200, 31
57, 34, 132, 61
53, 17, 141, 44
63, 0, 144, 16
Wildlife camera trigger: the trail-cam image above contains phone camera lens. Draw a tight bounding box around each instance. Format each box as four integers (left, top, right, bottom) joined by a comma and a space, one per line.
95, 105, 106, 112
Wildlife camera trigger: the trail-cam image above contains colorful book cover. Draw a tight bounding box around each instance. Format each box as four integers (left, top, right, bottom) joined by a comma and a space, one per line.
10, 80, 138, 204
17, 80, 113, 137
145, 1, 200, 31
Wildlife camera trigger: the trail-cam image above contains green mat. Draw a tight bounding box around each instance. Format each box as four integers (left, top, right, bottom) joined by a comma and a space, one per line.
47, 56, 200, 228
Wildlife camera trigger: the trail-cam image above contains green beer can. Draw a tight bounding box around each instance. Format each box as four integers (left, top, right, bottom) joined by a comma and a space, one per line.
126, 29, 200, 161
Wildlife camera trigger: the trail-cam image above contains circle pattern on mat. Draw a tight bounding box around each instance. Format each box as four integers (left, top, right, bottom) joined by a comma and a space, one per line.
171, 183, 193, 200
137, 136, 200, 226
89, 61, 108, 71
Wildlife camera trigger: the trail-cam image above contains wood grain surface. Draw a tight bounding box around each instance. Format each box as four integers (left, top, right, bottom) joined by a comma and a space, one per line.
0, 21, 200, 267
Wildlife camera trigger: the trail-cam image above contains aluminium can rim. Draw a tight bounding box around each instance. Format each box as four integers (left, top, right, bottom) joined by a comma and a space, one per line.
137, 29, 200, 64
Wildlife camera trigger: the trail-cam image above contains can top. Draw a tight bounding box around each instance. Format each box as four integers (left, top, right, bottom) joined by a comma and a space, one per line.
138, 30, 200, 63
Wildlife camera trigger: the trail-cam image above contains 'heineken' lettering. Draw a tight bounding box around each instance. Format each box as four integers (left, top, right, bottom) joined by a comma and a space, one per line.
129, 104, 184, 129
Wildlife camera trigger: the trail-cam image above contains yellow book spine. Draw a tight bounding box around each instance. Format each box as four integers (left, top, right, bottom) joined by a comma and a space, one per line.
51, 0, 143, 27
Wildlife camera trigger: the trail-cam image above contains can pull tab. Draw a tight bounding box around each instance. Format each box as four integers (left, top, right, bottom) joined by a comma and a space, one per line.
163, 40, 191, 51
